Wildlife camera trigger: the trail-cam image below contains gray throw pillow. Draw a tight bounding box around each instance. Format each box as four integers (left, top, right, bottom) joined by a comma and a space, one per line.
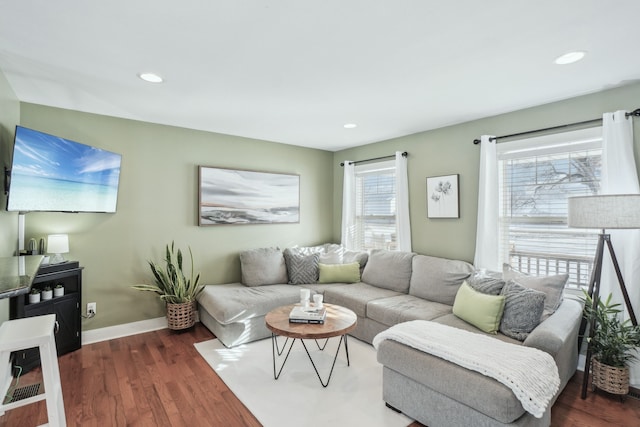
467, 271, 505, 295
283, 249, 319, 285
240, 247, 288, 287
499, 280, 546, 341
503, 264, 567, 319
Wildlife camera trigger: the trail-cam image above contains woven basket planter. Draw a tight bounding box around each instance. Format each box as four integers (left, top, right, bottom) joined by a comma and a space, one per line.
591, 358, 629, 395
166, 301, 196, 330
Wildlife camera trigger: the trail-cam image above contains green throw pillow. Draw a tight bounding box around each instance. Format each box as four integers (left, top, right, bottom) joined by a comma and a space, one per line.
452, 281, 506, 334
318, 262, 361, 283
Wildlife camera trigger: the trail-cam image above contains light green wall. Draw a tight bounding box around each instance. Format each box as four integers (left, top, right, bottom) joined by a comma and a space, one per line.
0, 68, 19, 322
19, 103, 335, 330
8, 81, 640, 331
332, 82, 640, 263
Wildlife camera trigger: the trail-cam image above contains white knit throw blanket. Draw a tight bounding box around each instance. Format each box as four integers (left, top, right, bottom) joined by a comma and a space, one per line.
372, 320, 560, 418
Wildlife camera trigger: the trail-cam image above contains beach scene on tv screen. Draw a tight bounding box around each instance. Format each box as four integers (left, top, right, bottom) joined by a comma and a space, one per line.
8, 127, 121, 212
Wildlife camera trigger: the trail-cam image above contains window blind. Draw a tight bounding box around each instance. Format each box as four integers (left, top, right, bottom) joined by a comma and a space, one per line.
354, 160, 397, 251
497, 128, 602, 289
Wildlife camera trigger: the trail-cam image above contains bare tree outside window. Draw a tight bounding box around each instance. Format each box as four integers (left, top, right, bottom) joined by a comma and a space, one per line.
500, 149, 602, 289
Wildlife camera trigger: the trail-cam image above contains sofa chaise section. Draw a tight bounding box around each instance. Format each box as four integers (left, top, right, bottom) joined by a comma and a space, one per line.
198, 283, 301, 347
376, 297, 582, 427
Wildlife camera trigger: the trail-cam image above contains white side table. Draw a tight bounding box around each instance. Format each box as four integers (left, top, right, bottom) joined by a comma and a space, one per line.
0, 314, 66, 426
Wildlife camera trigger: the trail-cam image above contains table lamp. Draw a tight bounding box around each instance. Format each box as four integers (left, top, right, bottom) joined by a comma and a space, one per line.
47, 234, 69, 264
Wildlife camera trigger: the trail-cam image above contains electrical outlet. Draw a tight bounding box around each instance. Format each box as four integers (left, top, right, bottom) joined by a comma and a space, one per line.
87, 302, 96, 317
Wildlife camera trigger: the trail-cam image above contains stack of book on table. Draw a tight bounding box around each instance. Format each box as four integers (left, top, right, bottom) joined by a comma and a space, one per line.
289, 306, 327, 324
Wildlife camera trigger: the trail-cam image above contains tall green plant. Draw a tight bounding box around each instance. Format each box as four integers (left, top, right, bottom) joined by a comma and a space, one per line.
581, 291, 640, 368
132, 242, 203, 304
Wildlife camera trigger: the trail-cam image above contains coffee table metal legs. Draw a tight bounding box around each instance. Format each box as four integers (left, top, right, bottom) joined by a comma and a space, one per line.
270, 333, 350, 387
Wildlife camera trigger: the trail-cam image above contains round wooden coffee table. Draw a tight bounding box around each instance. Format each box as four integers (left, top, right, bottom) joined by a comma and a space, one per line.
265, 303, 357, 387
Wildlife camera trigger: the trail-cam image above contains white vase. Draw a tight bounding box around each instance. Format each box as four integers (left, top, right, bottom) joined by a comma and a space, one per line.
29, 293, 41, 304
53, 287, 64, 297
42, 289, 53, 300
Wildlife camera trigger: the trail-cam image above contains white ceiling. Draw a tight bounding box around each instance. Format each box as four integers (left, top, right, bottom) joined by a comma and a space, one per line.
1, 1, 639, 152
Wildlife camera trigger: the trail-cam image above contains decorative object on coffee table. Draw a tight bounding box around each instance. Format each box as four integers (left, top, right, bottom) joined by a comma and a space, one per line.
132, 241, 203, 330
568, 194, 640, 398
581, 292, 640, 398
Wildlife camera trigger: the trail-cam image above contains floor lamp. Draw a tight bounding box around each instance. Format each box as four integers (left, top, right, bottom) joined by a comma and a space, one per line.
568, 194, 640, 399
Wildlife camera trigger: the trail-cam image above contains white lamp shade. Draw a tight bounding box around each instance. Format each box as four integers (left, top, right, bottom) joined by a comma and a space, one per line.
47, 234, 69, 254
568, 194, 640, 229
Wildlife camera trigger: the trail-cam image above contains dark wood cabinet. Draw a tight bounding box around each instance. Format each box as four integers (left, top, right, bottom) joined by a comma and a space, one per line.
10, 261, 83, 372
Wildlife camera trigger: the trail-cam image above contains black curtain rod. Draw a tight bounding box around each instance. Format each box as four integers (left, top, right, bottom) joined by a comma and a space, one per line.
340, 151, 407, 167
473, 108, 640, 145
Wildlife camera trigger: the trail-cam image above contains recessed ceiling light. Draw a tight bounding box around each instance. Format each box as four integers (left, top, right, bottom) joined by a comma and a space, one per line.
138, 72, 164, 83
344, 123, 357, 129
554, 51, 586, 65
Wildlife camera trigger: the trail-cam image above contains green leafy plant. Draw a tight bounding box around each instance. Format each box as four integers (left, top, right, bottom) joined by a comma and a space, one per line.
581, 291, 640, 368
30, 288, 40, 295
132, 241, 203, 304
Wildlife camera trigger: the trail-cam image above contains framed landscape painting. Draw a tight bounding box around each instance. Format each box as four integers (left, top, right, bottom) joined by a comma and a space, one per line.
427, 174, 459, 218
198, 166, 300, 226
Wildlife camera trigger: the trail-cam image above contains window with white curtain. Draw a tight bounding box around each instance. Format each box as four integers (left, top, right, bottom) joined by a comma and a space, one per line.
498, 127, 602, 289
354, 160, 397, 251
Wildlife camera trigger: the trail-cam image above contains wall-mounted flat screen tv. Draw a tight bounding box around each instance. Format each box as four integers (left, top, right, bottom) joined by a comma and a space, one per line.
6, 126, 122, 213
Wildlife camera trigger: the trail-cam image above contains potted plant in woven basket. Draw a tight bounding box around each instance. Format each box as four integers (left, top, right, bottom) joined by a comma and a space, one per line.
132, 241, 203, 330
582, 291, 640, 397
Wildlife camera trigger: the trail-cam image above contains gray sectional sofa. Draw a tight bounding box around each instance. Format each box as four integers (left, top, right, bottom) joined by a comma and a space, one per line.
197, 245, 582, 427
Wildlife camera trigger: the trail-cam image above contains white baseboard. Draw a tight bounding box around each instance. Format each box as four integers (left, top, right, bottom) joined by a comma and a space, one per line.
82, 317, 168, 345
82, 310, 201, 345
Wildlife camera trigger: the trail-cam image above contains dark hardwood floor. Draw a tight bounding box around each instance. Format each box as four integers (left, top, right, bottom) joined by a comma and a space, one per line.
1, 323, 638, 426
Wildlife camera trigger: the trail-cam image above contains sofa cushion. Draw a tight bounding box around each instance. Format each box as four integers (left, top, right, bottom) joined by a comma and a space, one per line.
499, 280, 546, 341
323, 282, 402, 318
197, 283, 300, 324
318, 262, 360, 283
240, 247, 288, 286
361, 249, 414, 293
366, 295, 451, 327
283, 249, 319, 284
409, 255, 474, 304
452, 281, 505, 334
503, 264, 567, 319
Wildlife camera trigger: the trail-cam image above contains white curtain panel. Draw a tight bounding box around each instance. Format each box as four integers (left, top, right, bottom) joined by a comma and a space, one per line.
601, 110, 640, 386
473, 135, 499, 271
395, 151, 412, 252
341, 161, 356, 250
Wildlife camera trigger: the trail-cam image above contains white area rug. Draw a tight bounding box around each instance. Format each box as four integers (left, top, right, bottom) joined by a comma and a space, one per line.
194, 336, 412, 427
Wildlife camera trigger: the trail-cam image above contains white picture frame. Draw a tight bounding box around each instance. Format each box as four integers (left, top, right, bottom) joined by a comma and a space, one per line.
427, 174, 460, 218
